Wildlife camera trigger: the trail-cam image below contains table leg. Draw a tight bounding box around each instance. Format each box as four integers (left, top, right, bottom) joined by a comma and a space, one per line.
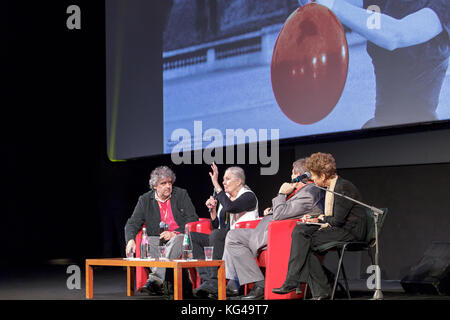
127, 266, 135, 297
85, 261, 93, 299
173, 266, 183, 300
217, 262, 226, 300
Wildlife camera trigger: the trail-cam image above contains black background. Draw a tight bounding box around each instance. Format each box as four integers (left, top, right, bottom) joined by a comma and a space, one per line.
6, 1, 107, 263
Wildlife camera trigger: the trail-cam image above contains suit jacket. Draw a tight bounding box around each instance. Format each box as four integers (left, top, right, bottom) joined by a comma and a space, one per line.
248, 183, 324, 254
323, 177, 367, 241
125, 186, 198, 242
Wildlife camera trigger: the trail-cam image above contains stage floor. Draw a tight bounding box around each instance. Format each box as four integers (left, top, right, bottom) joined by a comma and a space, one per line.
0, 263, 449, 301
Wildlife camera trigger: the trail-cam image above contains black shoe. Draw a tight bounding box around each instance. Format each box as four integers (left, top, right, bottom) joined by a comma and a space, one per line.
309, 294, 330, 300
207, 292, 218, 299
193, 284, 217, 298
226, 282, 241, 297
226, 287, 240, 297
140, 274, 163, 296
272, 284, 297, 295
226, 279, 242, 297
241, 286, 264, 300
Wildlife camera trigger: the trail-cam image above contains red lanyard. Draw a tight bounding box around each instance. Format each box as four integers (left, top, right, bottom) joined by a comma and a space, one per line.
157, 201, 169, 223
286, 182, 311, 200
287, 188, 299, 200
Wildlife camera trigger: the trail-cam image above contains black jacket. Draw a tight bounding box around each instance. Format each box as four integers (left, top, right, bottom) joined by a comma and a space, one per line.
211, 190, 258, 230
125, 186, 198, 242
323, 177, 367, 241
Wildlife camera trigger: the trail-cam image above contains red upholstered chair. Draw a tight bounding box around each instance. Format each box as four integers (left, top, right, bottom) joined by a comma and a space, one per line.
134, 219, 213, 291
234, 219, 263, 229
185, 218, 213, 234
234, 218, 305, 300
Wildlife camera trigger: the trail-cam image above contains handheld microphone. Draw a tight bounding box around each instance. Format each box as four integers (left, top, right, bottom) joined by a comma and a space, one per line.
291, 171, 312, 183
208, 189, 217, 212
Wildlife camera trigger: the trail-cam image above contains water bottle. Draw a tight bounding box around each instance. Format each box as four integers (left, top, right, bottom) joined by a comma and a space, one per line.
140, 227, 148, 259
182, 227, 193, 260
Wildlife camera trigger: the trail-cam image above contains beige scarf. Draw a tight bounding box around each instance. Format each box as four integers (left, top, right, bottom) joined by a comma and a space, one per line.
324, 176, 338, 217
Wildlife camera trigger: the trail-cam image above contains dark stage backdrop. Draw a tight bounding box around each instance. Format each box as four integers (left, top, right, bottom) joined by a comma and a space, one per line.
5, 1, 107, 265
339, 163, 450, 280
5, 1, 450, 284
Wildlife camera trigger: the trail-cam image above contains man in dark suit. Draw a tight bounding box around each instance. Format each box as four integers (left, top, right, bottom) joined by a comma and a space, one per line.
273, 152, 366, 299
223, 158, 324, 300
124, 166, 198, 294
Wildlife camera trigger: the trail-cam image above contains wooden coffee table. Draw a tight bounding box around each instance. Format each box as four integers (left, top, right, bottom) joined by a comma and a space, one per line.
85, 258, 226, 300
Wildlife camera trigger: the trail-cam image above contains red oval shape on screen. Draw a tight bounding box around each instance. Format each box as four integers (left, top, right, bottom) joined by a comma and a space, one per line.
271, 3, 349, 124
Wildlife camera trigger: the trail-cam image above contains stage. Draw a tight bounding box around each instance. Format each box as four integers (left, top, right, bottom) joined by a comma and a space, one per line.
1, 262, 448, 301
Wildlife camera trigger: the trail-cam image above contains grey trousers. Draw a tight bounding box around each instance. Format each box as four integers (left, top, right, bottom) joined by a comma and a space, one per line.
148, 234, 184, 280
225, 228, 265, 286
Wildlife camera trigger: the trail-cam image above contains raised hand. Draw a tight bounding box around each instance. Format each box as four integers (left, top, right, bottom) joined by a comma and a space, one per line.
278, 182, 296, 195
209, 162, 222, 192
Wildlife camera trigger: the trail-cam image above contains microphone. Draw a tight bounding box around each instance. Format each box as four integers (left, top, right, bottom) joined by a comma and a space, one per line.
208, 189, 217, 212
291, 171, 312, 183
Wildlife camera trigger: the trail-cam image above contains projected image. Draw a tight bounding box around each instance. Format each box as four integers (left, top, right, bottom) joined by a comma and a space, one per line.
163, 0, 450, 154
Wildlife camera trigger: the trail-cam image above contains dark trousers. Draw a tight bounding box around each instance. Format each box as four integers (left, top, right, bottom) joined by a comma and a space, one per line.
284, 224, 355, 297
191, 229, 228, 289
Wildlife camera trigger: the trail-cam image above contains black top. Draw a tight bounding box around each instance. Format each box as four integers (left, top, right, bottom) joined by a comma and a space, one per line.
211, 190, 258, 230
363, 0, 450, 123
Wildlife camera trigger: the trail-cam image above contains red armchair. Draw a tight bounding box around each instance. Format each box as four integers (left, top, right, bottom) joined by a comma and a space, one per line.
234, 218, 305, 300
134, 219, 213, 291
185, 218, 213, 234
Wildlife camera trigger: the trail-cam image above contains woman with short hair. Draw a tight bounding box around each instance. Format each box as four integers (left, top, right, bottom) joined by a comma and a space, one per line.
191, 162, 259, 298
